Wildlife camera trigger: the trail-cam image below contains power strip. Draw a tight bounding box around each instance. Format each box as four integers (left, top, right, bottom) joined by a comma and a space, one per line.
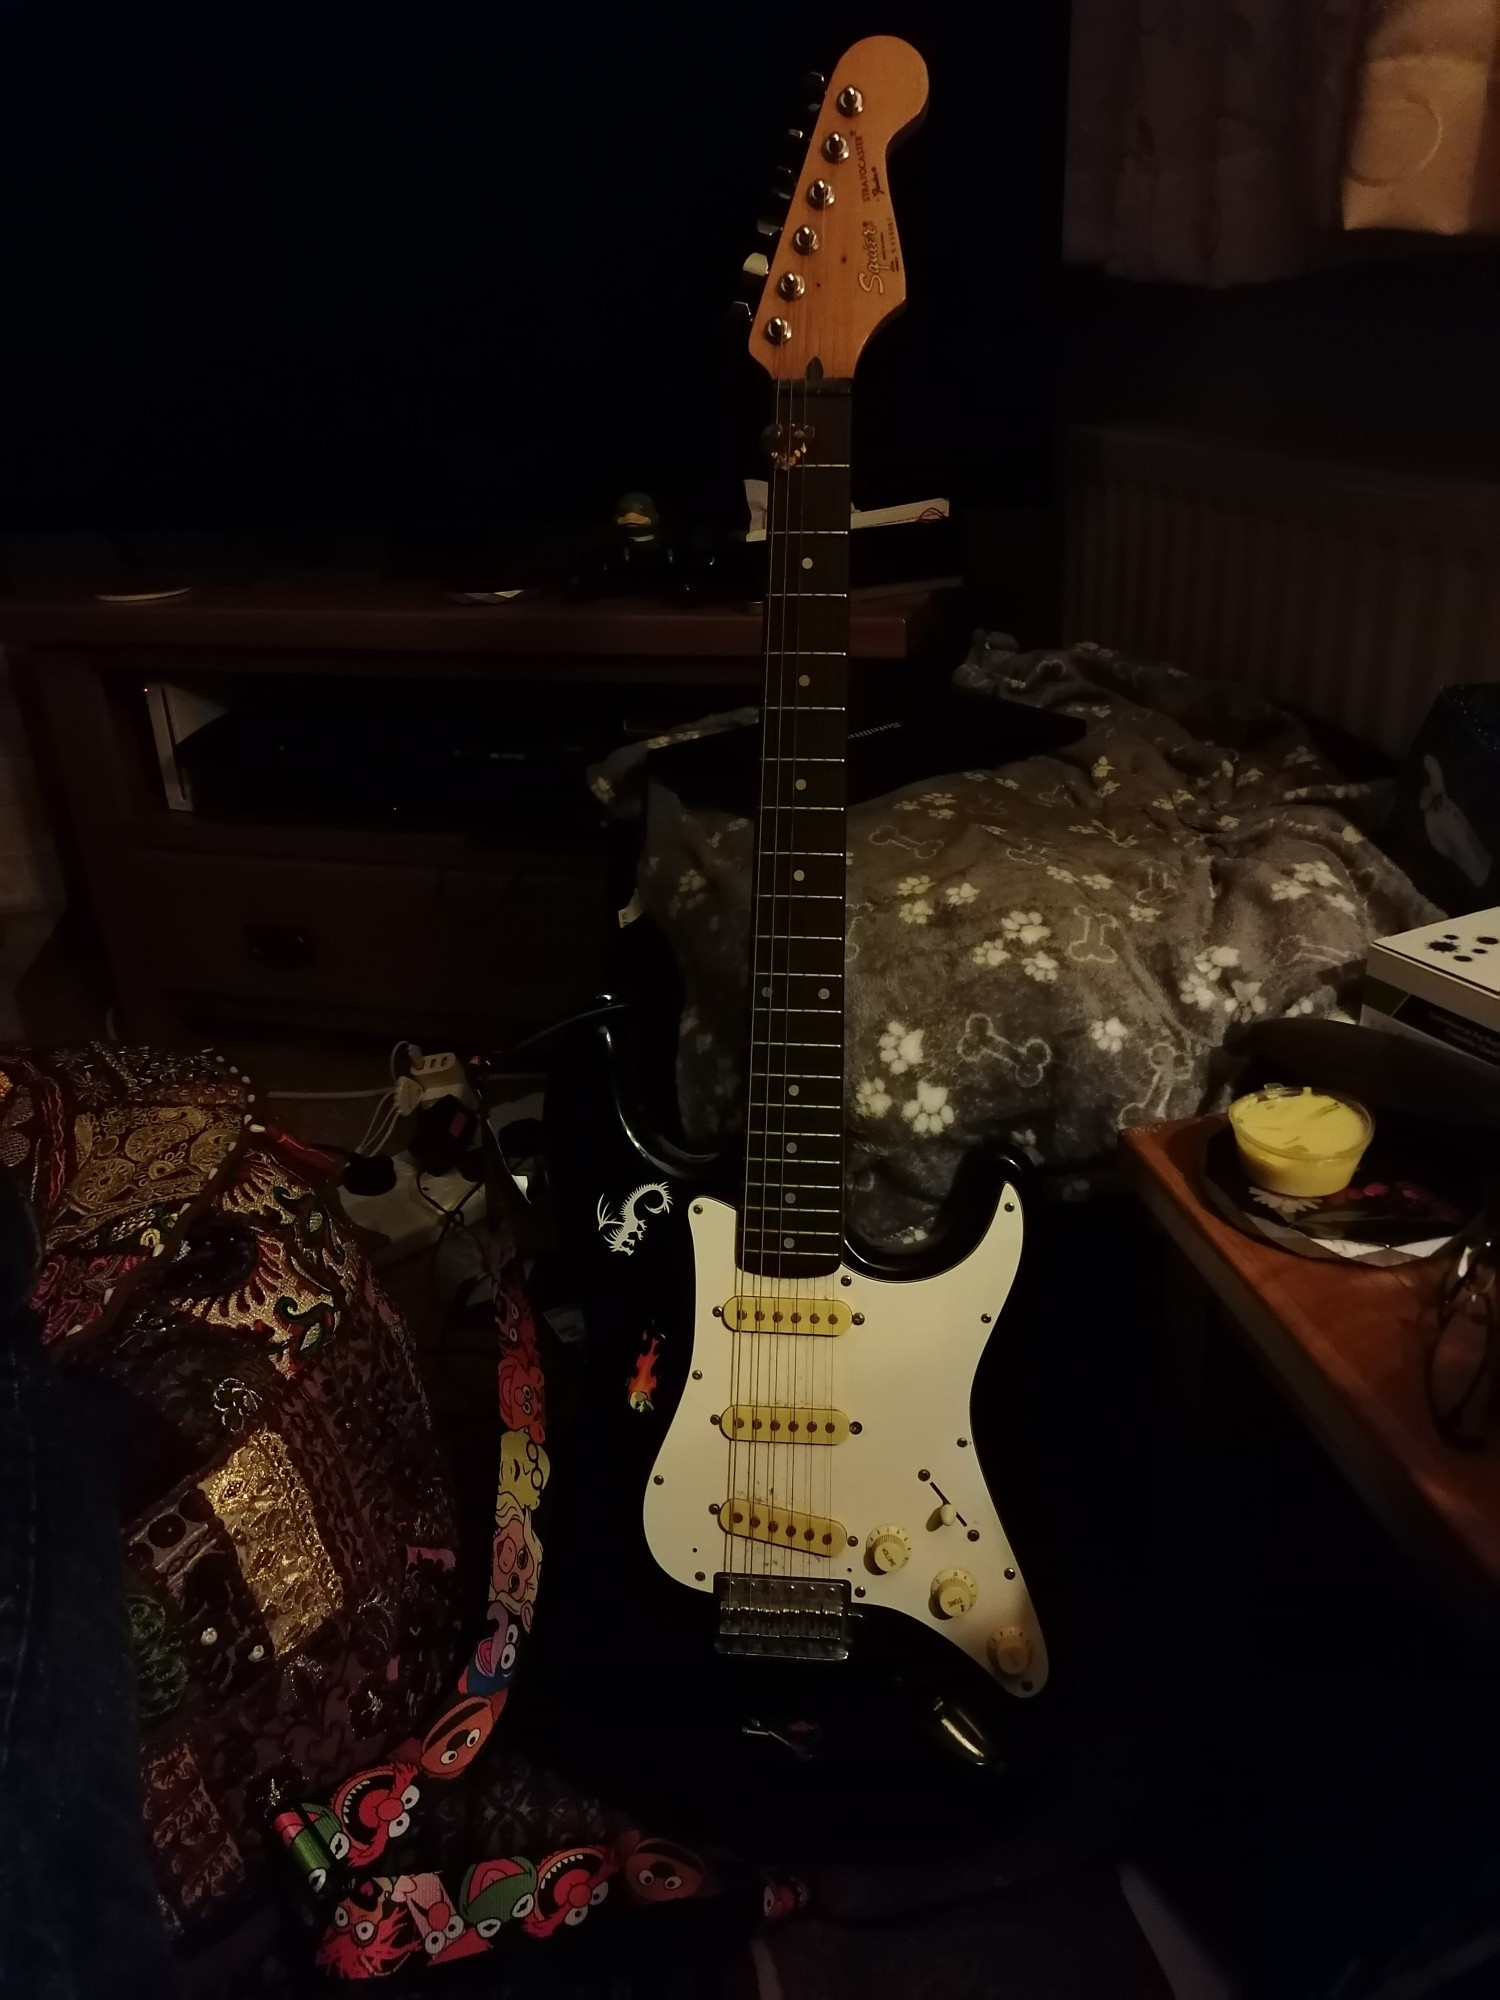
337, 1151, 484, 1267
391, 1048, 477, 1120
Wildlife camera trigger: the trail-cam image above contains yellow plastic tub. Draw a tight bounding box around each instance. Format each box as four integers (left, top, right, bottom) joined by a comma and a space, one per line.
1227, 1085, 1374, 1198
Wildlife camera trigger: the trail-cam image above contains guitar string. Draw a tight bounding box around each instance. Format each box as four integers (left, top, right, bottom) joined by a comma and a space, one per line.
776, 366, 803, 1579
782, 366, 806, 1580
755, 369, 794, 1579
764, 371, 797, 1581
733, 369, 784, 1580
830, 380, 846, 1584
821, 381, 845, 1586
764, 370, 790, 1581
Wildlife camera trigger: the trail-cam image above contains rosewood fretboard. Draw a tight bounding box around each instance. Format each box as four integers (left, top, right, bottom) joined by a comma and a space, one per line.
739, 380, 852, 1278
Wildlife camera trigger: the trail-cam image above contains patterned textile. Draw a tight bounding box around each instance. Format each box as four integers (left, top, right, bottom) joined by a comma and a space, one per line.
1, 1045, 464, 1949
2, 1044, 251, 1345
1064, 0, 1371, 284
628, 639, 1436, 1244
275, 1243, 805, 1979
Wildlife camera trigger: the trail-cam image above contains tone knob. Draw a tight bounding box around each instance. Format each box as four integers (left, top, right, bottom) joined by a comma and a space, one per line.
932, 1568, 978, 1619
806, 179, 835, 209
988, 1625, 1032, 1677
867, 1526, 911, 1573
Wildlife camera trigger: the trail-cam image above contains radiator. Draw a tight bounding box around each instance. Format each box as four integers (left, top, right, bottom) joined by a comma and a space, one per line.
1063, 426, 1500, 757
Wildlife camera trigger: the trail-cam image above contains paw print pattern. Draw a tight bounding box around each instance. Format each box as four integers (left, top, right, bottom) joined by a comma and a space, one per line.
903, 1082, 955, 1135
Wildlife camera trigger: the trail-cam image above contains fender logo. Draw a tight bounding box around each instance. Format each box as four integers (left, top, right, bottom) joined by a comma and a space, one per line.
858, 222, 885, 295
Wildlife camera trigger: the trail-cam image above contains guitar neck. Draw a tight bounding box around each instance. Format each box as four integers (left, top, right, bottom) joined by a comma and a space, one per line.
740, 379, 852, 1278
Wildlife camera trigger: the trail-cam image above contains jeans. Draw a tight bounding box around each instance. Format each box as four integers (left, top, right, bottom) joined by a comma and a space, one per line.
0, 1170, 180, 2000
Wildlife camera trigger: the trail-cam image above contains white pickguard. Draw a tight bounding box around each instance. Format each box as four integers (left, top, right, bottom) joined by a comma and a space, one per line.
641, 1193, 1048, 1695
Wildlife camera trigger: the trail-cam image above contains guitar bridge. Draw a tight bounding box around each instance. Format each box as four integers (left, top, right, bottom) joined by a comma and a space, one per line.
714, 1574, 851, 1662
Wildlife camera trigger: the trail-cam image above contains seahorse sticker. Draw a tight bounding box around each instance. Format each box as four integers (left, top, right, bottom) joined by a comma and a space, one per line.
596, 1182, 672, 1256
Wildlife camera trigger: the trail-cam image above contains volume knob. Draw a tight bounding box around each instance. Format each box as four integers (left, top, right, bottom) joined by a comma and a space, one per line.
988, 1625, 1032, 1677
867, 1526, 911, 1573
932, 1568, 978, 1618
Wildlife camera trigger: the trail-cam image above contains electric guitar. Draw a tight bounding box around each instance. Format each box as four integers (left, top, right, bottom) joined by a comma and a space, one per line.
535, 36, 1057, 1839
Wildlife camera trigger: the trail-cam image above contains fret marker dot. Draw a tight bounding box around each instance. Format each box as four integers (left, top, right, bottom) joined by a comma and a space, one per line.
801, 557, 813, 570
761, 984, 771, 998
798, 674, 810, 687
818, 986, 830, 999
786, 1142, 797, 1155
788, 1085, 799, 1096
784, 1234, 796, 1247
793, 868, 804, 881
795, 778, 807, 791
785, 1191, 797, 1204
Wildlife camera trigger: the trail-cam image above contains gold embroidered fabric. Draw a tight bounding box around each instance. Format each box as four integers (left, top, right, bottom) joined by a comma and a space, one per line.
202, 1429, 343, 1654
51, 1102, 241, 1247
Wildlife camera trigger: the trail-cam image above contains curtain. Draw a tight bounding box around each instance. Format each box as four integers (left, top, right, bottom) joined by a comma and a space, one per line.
1065, 0, 1500, 283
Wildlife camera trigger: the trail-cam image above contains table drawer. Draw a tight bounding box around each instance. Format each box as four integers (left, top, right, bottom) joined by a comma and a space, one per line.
127, 848, 610, 1032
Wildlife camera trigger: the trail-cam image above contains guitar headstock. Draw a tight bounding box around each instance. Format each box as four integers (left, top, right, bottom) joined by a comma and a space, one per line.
747, 36, 928, 383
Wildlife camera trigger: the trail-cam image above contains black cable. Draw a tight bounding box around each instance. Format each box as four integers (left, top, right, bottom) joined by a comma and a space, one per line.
476, 997, 629, 1066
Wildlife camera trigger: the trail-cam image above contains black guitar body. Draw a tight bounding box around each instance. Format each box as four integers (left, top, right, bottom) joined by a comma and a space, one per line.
521, 1008, 1062, 1854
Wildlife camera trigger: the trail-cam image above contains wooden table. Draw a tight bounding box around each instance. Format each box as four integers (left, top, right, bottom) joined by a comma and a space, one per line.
1121, 1117, 1500, 1639
3, 580, 953, 1040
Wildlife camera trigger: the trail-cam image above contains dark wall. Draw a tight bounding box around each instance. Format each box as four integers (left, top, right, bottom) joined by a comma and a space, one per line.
0, 4, 1067, 539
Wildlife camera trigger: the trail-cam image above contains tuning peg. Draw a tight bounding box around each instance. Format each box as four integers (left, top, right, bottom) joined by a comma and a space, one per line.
800, 70, 827, 101
726, 299, 753, 332
736, 253, 769, 309
784, 127, 805, 150
768, 171, 795, 206
755, 215, 784, 243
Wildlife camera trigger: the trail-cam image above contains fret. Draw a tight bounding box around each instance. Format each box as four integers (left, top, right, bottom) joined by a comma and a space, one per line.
752, 1072, 848, 1088
750, 1039, 844, 1050
742, 1207, 841, 1219
741, 1220, 844, 1232
742, 1212, 845, 1222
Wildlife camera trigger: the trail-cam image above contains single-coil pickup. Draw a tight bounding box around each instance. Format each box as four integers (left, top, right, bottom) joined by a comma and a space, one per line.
718, 1405, 850, 1445
721, 1296, 851, 1334
716, 1498, 845, 1555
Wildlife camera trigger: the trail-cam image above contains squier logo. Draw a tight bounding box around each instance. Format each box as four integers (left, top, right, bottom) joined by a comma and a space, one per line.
858, 222, 885, 294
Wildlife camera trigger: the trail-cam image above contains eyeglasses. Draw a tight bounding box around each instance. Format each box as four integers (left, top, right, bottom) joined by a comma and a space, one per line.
1425, 1213, 1499, 1449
